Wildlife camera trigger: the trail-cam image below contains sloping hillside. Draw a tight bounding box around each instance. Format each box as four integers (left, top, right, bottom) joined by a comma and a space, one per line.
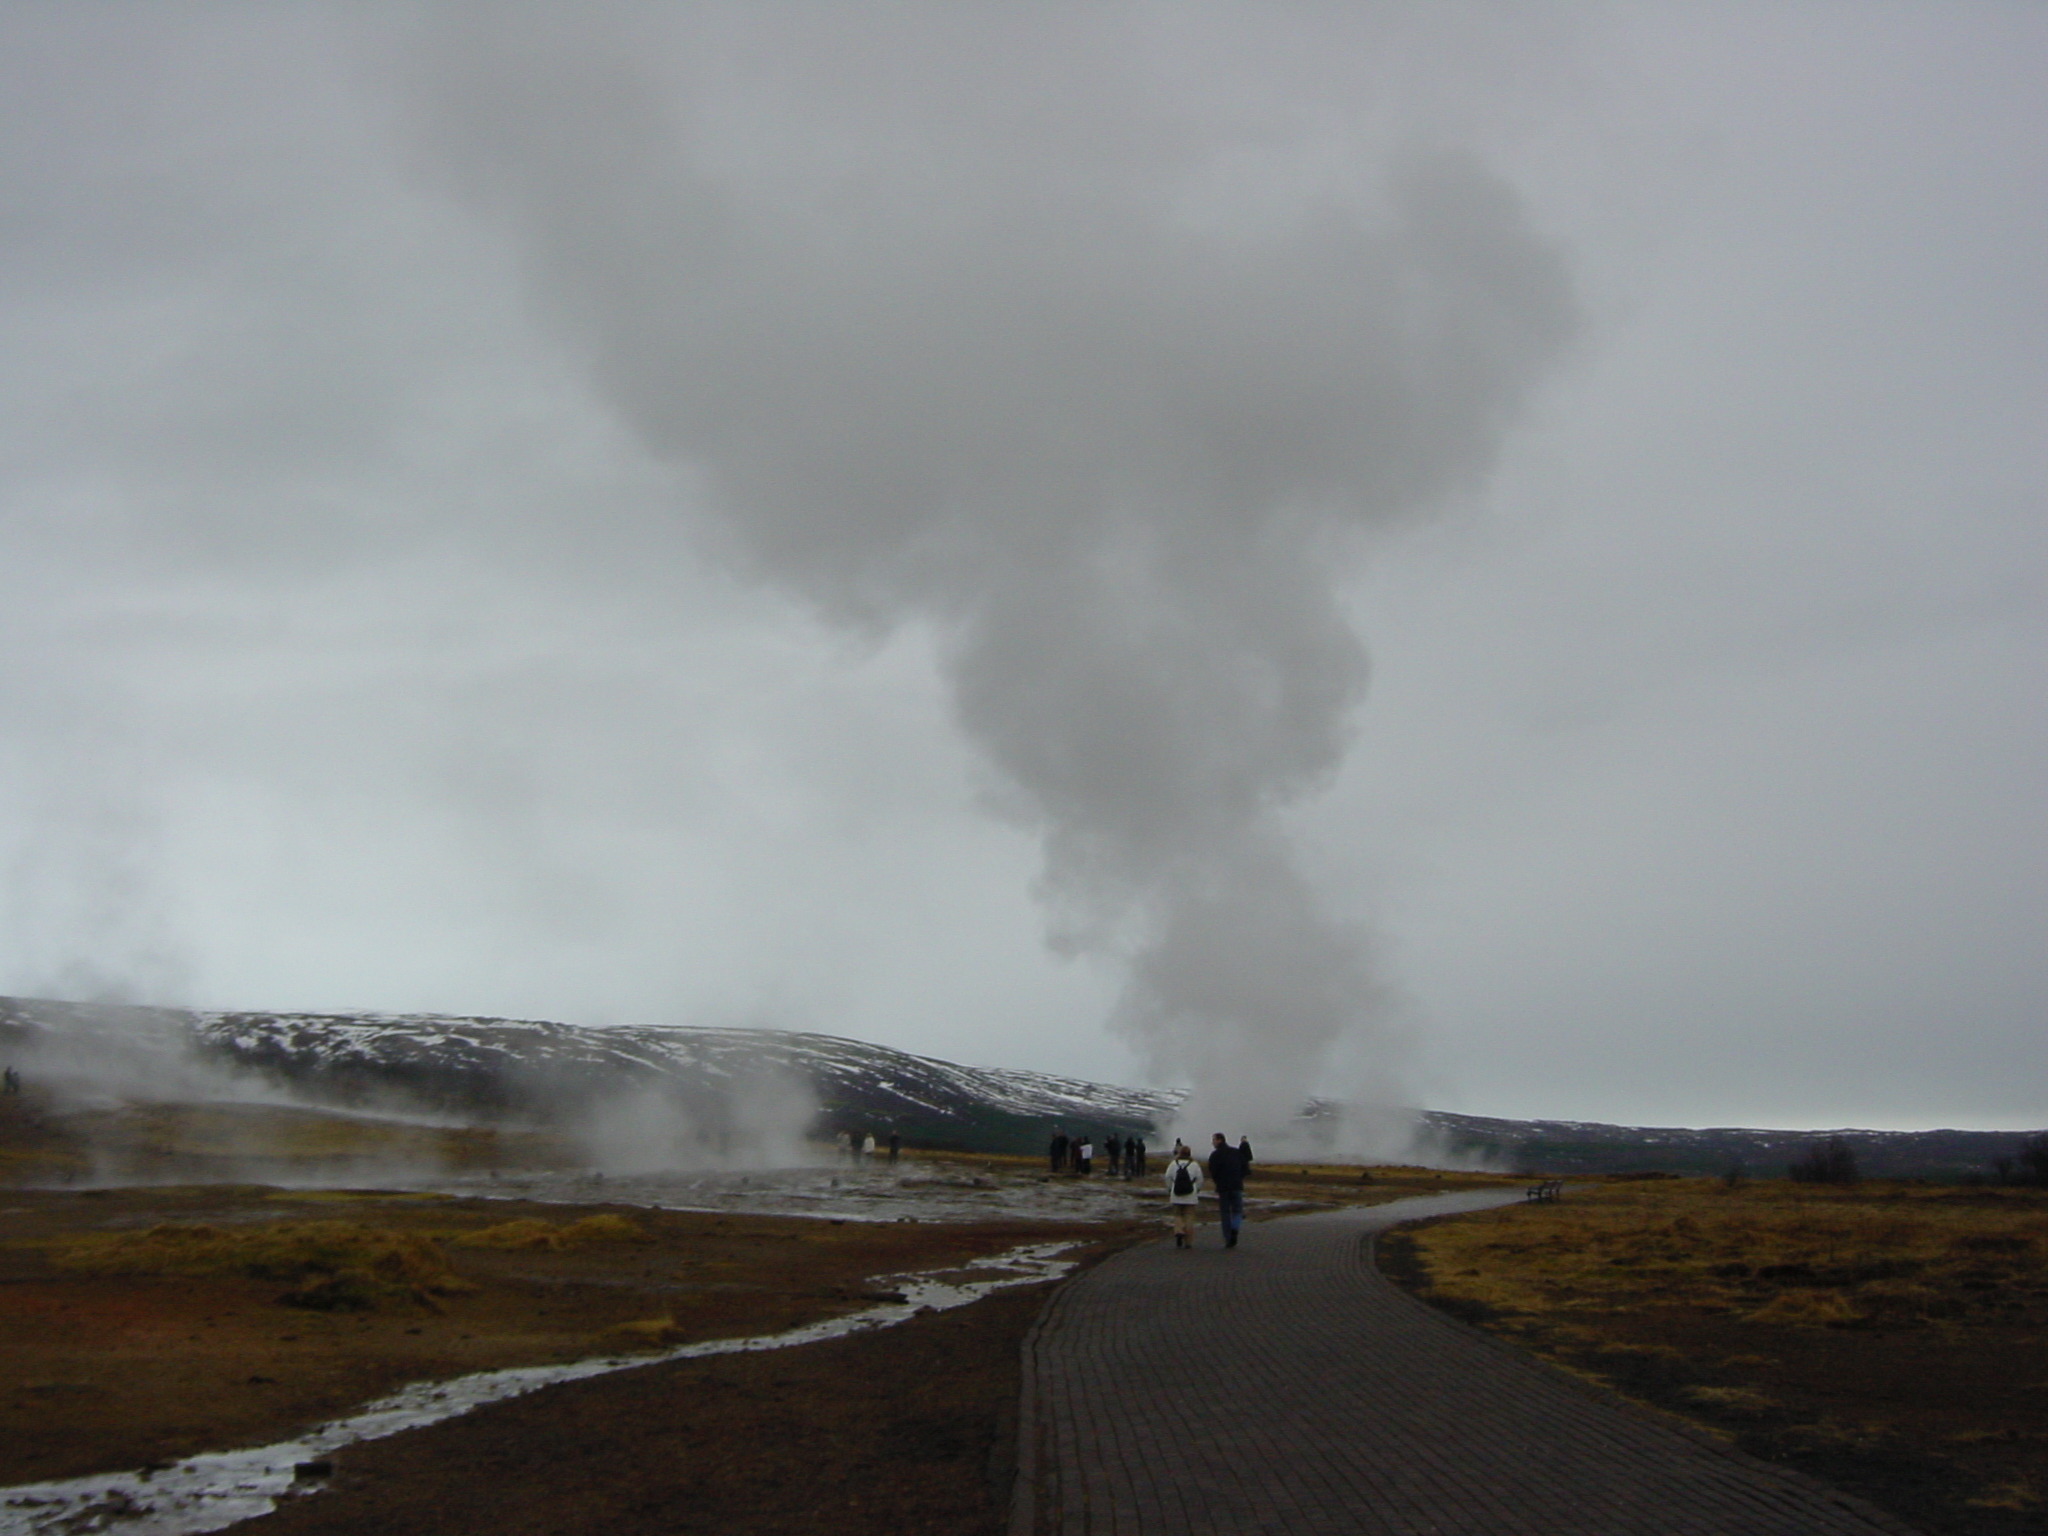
0, 996, 1172, 1155
1417, 1109, 2037, 1182
4, 997, 2038, 1174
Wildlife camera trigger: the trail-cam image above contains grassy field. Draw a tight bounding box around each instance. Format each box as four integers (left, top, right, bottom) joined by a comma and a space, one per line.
0, 1179, 1149, 1487
1380, 1176, 2048, 1536
0, 1089, 586, 1184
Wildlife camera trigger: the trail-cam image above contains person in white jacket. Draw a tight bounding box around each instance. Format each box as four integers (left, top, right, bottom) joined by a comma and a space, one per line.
1163, 1144, 1203, 1248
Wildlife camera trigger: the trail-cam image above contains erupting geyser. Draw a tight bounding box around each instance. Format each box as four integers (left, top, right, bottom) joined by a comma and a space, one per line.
387, 8, 1578, 1129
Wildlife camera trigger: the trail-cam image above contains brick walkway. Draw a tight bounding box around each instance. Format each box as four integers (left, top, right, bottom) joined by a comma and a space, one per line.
1011, 1190, 1922, 1535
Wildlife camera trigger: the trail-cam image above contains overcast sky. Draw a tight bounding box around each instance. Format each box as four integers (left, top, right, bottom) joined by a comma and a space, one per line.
1, 4, 2041, 1133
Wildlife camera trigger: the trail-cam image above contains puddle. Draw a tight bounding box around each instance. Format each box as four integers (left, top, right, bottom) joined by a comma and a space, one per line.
0, 1241, 1079, 1536
404, 1162, 1159, 1225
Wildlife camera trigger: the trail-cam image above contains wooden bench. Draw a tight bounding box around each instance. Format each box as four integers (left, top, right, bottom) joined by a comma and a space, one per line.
1525, 1179, 1564, 1202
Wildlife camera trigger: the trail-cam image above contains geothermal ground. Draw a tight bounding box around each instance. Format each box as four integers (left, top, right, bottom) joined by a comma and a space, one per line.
5, 1088, 2041, 1534
0, 1180, 1151, 1535
0, 1090, 1488, 1534
0, 1180, 1149, 1490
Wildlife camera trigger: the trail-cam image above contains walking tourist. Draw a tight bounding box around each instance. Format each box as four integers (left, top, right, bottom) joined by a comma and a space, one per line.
1164, 1143, 1203, 1247
1209, 1133, 1246, 1248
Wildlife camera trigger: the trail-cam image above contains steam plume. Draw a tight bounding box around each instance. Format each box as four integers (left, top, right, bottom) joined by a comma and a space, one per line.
384, 8, 1577, 1130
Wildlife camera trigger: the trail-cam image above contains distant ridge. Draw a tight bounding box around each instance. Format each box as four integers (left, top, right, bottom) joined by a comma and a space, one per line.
1415, 1108, 2038, 1182
0, 996, 1170, 1154
2, 996, 2038, 1175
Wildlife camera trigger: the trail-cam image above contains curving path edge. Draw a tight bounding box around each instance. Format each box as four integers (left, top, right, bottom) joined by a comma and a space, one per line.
1011, 1190, 1923, 1535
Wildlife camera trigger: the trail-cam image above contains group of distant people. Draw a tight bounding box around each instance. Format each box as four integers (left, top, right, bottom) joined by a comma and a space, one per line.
1047, 1129, 1147, 1178
834, 1128, 900, 1165
1163, 1133, 1253, 1249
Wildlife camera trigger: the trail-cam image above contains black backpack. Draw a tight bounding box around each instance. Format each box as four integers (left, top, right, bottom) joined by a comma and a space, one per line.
1172, 1161, 1194, 1196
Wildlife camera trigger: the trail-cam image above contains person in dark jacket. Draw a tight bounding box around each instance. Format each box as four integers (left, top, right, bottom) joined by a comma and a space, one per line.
1104, 1134, 1122, 1176
1238, 1136, 1254, 1175
1208, 1133, 1246, 1248
1049, 1130, 1069, 1174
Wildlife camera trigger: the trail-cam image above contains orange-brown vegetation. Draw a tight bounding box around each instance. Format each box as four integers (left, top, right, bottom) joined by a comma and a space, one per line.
1380, 1177, 2048, 1536
0, 1089, 578, 1186
0, 1182, 1146, 1487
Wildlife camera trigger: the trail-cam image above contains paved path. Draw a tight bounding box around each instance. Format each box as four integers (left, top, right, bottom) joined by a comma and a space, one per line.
1012, 1191, 1921, 1535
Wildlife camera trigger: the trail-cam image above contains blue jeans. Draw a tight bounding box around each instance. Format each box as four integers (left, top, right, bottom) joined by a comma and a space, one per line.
1216, 1187, 1244, 1243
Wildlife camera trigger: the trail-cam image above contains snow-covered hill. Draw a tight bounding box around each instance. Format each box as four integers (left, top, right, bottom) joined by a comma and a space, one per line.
2, 996, 2037, 1173
0, 996, 1176, 1153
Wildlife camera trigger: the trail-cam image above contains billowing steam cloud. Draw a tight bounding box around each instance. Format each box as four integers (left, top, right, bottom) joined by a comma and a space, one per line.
381, 9, 1577, 1133
574, 1072, 819, 1176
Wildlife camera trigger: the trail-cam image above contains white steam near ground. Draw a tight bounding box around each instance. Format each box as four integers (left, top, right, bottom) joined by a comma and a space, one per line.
5, 1008, 274, 1119
376, 8, 1576, 1134
3, 1002, 826, 1178
571, 1075, 820, 1175
0, 1010, 466, 1187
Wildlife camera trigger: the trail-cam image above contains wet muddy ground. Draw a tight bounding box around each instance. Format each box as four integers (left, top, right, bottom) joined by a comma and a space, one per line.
238, 1266, 1063, 1536
0, 1180, 1147, 1494
405, 1157, 1166, 1225
0, 1091, 1505, 1533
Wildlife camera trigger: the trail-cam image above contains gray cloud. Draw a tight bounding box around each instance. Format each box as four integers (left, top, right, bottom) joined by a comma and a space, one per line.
0, 4, 2040, 1133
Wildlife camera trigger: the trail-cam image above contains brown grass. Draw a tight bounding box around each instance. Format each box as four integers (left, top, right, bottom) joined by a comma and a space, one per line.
52, 1219, 478, 1307
1403, 1179, 2046, 1332
0, 1182, 1148, 1487
1385, 1178, 2048, 1536
0, 1097, 581, 1184
451, 1214, 651, 1251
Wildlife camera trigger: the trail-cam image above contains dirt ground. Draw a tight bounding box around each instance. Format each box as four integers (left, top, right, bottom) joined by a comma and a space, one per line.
0, 1181, 1147, 1492
1379, 1182, 2048, 1536
241, 1274, 1057, 1536
237, 1169, 1500, 1535
0, 1080, 1513, 1532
